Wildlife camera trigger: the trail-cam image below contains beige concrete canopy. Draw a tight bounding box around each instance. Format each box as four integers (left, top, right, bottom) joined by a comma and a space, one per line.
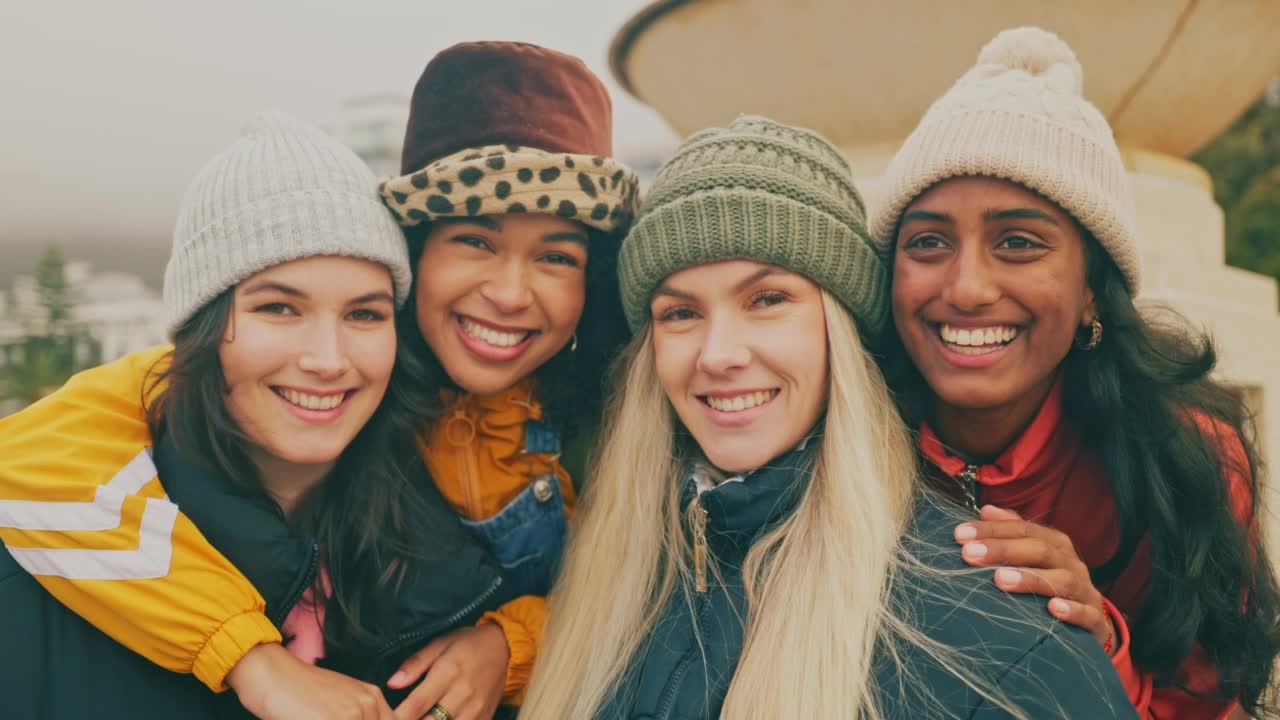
611, 0, 1280, 157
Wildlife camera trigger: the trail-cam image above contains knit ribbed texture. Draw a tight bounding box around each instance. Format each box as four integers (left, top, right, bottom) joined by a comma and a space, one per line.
619, 116, 887, 335
163, 112, 412, 336
870, 27, 1141, 295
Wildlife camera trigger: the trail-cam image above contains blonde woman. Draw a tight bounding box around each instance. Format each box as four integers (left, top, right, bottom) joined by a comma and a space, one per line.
519, 117, 1137, 719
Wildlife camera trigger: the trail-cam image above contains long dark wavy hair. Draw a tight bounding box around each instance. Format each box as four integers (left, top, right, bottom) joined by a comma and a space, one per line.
400, 220, 629, 442
882, 233, 1280, 715
144, 286, 456, 655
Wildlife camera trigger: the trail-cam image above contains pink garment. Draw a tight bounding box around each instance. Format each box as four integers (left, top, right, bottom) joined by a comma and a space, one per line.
281, 567, 331, 665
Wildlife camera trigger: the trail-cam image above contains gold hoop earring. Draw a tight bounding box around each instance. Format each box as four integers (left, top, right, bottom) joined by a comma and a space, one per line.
1076, 317, 1103, 351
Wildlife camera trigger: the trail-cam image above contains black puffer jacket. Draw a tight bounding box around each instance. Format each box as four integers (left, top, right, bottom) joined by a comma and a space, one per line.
597, 446, 1138, 720
0, 436, 512, 719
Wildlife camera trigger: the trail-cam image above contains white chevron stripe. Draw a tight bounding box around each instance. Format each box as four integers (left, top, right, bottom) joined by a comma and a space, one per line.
6, 498, 178, 580
0, 448, 177, 580
0, 449, 162, 531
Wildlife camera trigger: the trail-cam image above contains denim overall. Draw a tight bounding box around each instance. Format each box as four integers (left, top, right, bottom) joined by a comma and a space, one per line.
459, 418, 568, 598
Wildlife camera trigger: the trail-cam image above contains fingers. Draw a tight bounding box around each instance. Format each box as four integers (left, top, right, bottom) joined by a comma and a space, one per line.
1048, 597, 1113, 645
960, 536, 1079, 570
391, 657, 453, 720
979, 505, 1021, 521
388, 637, 451, 689
993, 567, 1090, 602
955, 519, 1072, 550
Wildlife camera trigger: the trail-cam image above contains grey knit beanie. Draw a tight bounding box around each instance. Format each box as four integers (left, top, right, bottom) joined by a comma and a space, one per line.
871, 27, 1141, 295
619, 115, 887, 335
163, 111, 413, 336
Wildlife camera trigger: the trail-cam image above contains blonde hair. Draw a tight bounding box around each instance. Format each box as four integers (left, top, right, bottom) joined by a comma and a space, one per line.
521, 291, 1027, 718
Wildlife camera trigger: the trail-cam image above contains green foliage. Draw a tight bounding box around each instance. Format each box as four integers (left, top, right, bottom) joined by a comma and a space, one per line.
1, 245, 100, 406
1193, 90, 1280, 298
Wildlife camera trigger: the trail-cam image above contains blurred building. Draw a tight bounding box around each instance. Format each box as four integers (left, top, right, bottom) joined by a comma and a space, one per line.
329, 95, 410, 178
0, 261, 166, 414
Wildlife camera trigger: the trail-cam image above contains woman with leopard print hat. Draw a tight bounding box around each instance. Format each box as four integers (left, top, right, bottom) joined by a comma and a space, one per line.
0, 41, 638, 720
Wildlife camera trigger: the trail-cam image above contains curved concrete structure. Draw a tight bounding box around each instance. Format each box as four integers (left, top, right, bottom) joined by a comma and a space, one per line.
612, 0, 1280, 159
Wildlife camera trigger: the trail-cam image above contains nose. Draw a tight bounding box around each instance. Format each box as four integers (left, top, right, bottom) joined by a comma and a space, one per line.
480, 260, 534, 314
940, 242, 1001, 312
696, 314, 751, 376
296, 320, 351, 380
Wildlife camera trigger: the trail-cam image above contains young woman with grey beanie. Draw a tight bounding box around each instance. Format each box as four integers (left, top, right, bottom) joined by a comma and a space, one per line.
0, 111, 517, 718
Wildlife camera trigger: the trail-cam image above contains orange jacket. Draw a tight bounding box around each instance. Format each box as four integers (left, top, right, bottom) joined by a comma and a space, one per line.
0, 346, 572, 701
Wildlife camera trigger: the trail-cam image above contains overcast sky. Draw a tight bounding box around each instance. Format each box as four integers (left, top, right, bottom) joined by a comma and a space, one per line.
1, 0, 678, 286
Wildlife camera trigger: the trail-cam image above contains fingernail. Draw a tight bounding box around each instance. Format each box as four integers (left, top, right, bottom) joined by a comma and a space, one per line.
388, 671, 407, 686
995, 568, 1021, 586
963, 543, 988, 560
1049, 598, 1070, 615
955, 524, 977, 541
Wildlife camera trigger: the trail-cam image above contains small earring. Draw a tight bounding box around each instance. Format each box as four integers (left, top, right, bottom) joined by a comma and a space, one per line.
570, 333, 578, 353
1076, 317, 1103, 351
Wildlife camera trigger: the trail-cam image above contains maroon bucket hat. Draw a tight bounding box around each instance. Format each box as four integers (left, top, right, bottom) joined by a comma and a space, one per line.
380, 41, 640, 234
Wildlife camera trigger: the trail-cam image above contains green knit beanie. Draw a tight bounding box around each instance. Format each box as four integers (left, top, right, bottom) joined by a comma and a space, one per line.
618, 115, 887, 335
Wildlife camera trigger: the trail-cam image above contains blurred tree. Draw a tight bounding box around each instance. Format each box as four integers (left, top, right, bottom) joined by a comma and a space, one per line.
1193, 81, 1280, 300
1, 245, 100, 406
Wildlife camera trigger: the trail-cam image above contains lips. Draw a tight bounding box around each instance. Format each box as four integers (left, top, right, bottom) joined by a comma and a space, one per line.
699, 389, 779, 413
936, 322, 1020, 356
272, 387, 349, 410
458, 315, 534, 348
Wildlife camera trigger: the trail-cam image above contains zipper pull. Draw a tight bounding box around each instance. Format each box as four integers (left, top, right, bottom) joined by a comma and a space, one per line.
690, 496, 709, 593
956, 464, 980, 513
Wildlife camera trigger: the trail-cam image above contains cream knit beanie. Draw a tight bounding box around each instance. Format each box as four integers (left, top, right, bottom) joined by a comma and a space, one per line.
871, 27, 1141, 295
164, 112, 413, 336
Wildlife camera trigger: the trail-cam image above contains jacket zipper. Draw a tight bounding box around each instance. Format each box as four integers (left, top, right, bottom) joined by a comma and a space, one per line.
448, 407, 485, 520
374, 574, 504, 662
270, 541, 320, 628
689, 495, 709, 593
956, 464, 981, 513
654, 593, 711, 720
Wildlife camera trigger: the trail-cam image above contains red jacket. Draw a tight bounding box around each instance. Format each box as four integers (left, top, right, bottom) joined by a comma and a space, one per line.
919, 379, 1253, 720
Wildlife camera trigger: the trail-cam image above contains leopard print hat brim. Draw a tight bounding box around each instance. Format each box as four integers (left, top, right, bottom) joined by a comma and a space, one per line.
380, 144, 641, 234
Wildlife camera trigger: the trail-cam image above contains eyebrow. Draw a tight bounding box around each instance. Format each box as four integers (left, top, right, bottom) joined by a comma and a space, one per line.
348, 291, 395, 305
901, 209, 951, 224
544, 230, 590, 247
240, 281, 306, 298
983, 207, 1060, 225
652, 266, 780, 302
901, 208, 1061, 226
240, 281, 393, 306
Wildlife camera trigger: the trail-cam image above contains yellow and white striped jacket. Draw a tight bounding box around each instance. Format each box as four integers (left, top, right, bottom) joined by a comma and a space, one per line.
0, 346, 279, 691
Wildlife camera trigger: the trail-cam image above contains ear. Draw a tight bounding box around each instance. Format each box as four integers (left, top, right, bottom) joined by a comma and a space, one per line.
1080, 286, 1097, 327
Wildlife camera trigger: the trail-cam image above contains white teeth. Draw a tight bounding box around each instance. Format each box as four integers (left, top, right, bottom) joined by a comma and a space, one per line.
939, 324, 1019, 347
705, 390, 776, 412
460, 317, 529, 348
279, 389, 344, 411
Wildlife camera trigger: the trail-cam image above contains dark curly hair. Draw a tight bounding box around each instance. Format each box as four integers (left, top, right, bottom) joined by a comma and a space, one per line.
881, 233, 1280, 716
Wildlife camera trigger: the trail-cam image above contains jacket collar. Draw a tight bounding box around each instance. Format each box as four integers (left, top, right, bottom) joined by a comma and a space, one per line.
153, 436, 508, 645
918, 376, 1080, 490
683, 437, 816, 556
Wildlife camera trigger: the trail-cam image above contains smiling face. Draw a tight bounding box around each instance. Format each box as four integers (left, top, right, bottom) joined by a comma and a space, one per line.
650, 260, 828, 474
415, 213, 589, 396
220, 256, 397, 474
891, 176, 1095, 419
